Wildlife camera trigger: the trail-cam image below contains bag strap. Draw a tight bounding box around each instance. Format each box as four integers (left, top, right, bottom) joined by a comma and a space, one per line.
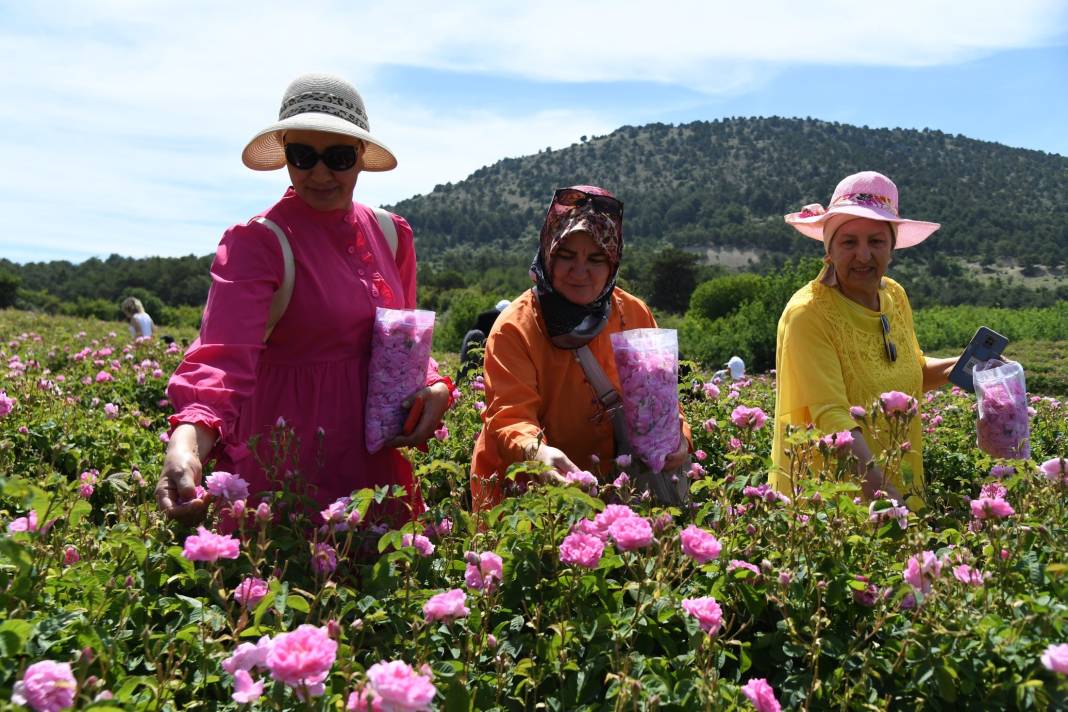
256, 208, 400, 342
372, 206, 399, 259
575, 346, 631, 457
255, 216, 294, 343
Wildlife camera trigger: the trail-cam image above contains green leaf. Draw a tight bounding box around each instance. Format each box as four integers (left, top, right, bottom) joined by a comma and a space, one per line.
0, 618, 34, 657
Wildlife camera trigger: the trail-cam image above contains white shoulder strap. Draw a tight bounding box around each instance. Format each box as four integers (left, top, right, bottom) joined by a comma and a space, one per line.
371, 206, 399, 259
254, 216, 294, 342
257, 208, 396, 342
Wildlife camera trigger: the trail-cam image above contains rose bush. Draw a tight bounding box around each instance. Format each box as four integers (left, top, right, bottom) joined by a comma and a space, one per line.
0, 310, 1066, 710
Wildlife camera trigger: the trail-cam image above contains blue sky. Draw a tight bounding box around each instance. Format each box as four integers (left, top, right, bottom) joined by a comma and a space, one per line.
1, 1, 1066, 263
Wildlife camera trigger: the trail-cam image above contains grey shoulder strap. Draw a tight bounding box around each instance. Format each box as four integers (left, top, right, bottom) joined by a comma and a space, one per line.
253, 216, 294, 343
371, 206, 399, 259
575, 346, 631, 456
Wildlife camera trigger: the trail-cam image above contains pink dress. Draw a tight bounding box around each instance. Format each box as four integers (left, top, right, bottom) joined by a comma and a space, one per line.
167, 188, 443, 521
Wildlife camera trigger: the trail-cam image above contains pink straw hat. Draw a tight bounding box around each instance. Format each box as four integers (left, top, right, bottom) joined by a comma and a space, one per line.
784, 171, 939, 248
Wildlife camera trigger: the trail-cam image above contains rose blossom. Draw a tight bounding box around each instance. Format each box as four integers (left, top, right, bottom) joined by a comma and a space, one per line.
464, 551, 504, 592
740, 677, 782, 712
222, 636, 273, 675
558, 532, 604, 568
564, 469, 598, 492
730, 405, 767, 431
970, 497, 1014, 520
1040, 643, 1068, 674
266, 625, 337, 695
357, 660, 437, 711
63, 546, 79, 566
952, 564, 987, 586
903, 551, 942, 594
181, 527, 241, 562
593, 504, 638, 538
232, 670, 264, 704
608, 516, 654, 551
681, 596, 723, 635
1039, 457, 1067, 485
234, 577, 269, 609
401, 533, 435, 557
7, 510, 38, 533
312, 542, 338, 575
11, 660, 76, 712
879, 390, 914, 415
679, 525, 722, 564
205, 471, 250, 503
423, 589, 469, 622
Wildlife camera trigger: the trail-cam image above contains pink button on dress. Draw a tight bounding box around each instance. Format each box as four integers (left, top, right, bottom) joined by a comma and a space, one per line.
167, 188, 440, 523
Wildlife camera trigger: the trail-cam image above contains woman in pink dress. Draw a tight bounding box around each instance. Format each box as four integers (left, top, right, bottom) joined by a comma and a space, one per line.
155, 74, 452, 526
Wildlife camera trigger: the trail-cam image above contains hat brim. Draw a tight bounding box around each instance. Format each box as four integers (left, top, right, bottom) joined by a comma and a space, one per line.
784, 205, 940, 248
242, 113, 397, 172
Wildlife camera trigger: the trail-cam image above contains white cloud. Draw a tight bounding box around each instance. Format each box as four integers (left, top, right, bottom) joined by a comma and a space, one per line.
0, 0, 1065, 261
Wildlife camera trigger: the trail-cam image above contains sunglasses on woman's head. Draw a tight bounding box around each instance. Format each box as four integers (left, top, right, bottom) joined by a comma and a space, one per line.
880, 314, 898, 362
553, 188, 624, 218
284, 143, 359, 171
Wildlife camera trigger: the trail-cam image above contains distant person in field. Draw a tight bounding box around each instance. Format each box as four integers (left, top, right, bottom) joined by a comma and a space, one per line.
469, 186, 691, 510
457, 298, 510, 381
772, 171, 958, 507
156, 73, 452, 527
121, 297, 155, 339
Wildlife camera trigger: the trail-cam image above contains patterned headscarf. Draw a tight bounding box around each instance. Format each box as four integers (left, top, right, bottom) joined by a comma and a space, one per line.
530, 185, 624, 348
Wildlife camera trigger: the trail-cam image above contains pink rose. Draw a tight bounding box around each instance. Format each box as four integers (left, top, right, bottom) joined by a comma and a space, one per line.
970, 497, 1014, 520
564, 469, 598, 492
181, 527, 240, 563
266, 625, 337, 694
1041, 643, 1068, 674
63, 546, 79, 566
312, 542, 338, 575
0, 390, 15, 418
423, 589, 469, 622
359, 660, 437, 711
1039, 457, 1067, 484
730, 405, 767, 431
681, 596, 723, 635
464, 551, 504, 592
232, 670, 264, 704
608, 516, 654, 551
103, 402, 119, 419
903, 551, 942, 594
7, 510, 38, 533
850, 405, 867, 419
679, 525, 722, 564
879, 390, 915, 415
222, 636, 272, 675
234, 577, 270, 609
11, 660, 77, 712
205, 471, 250, 503
559, 532, 604, 568
952, 564, 986, 586
741, 677, 782, 712
401, 533, 435, 557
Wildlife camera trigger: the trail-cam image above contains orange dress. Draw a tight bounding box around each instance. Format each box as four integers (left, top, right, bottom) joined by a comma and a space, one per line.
470, 288, 692, 510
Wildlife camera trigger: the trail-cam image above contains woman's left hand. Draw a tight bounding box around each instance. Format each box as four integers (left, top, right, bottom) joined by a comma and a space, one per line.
662, 428, 690, 472
385, 381, 452, 449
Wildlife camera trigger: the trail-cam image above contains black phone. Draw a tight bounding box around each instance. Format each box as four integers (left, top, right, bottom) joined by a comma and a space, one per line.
948, 327, 1009, 392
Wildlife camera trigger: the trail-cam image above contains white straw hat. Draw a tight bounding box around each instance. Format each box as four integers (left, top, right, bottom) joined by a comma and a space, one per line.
242, 73, 397, 172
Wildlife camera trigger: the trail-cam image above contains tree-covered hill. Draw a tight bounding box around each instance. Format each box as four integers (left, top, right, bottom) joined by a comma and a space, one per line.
2, 117, 1066, 321
392, 116, 1068, 268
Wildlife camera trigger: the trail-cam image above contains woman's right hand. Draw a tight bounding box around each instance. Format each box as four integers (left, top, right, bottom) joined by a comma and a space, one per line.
532, 443, 578, 485
155, 423, 216, 526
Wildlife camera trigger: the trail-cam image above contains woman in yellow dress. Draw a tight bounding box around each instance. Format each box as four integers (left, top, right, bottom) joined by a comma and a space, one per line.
771, 171, 958, 505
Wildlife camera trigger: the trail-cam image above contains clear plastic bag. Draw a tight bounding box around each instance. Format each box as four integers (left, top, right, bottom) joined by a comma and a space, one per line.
610, 328, 681, 473
364, 308, 435, 453
974, 360, 1030, 459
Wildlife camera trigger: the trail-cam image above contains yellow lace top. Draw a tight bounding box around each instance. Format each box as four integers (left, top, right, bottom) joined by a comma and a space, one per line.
770, 277, 925, 498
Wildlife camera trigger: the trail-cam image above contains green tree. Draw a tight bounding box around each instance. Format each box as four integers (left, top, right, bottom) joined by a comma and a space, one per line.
647, 249, 698, 314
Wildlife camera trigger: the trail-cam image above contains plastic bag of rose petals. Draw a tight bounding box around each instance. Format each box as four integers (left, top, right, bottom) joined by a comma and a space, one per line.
365, 308, 435, 453
610, 328, 681, 473
974, 360, 1030, 459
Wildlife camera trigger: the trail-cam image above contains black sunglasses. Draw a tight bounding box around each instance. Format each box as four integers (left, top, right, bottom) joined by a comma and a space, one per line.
880, 314, 898, 362
553, 188, 624, 218
284, 143, 359, 171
